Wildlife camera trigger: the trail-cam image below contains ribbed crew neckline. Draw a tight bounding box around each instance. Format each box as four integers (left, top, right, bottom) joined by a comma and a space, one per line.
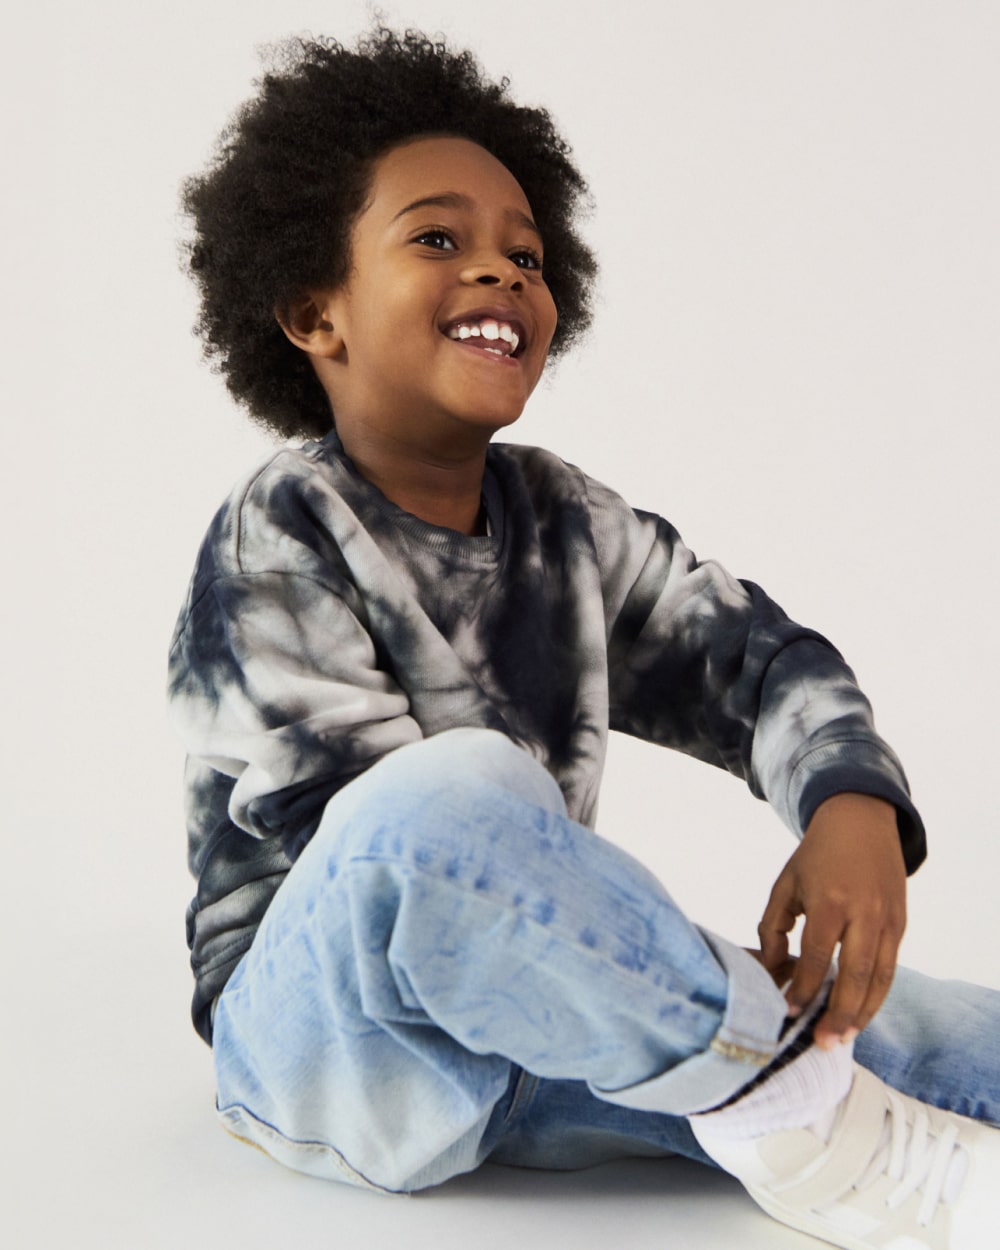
309, 429, 504, 564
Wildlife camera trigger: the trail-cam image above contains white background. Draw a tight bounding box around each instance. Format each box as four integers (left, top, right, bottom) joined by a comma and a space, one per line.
3, 2, 998, 1246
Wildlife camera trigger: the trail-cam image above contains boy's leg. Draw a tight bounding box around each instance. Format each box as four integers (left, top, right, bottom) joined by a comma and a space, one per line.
212, 728, 791, 1193
212, 723, 1000, 1221
855, 966, 1000, 1126
486, 969, 1000, 1178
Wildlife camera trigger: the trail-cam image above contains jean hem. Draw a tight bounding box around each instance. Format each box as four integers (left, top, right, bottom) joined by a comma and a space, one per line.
217, 1100, 404, 1194
590, 930, 787, 1116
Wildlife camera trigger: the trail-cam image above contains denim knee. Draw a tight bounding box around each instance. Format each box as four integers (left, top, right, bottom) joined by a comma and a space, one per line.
309, 728, 567, 866
385, 728, 565, 810
336, 728, 564, 818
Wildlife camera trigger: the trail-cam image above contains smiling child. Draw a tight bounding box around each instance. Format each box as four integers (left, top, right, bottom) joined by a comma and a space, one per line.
168, 27, 1000, 1248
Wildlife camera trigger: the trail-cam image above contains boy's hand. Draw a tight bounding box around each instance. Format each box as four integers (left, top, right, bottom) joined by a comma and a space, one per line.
757, 792, 907, 1050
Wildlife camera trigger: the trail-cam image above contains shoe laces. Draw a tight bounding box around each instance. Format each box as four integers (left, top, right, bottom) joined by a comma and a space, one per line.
855, 1086, 966, 1227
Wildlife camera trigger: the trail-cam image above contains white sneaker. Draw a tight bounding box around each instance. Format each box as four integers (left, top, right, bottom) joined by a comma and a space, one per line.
691, 1062, 997, 1249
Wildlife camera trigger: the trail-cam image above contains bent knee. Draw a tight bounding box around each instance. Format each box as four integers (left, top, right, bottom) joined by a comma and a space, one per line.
426, 728, 559, 792
313, 729, 566, 861
370, 729, 562, 808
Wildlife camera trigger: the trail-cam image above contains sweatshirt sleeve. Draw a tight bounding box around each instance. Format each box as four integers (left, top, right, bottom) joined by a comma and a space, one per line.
588, 482, 926, 872
168, 541, 422, 862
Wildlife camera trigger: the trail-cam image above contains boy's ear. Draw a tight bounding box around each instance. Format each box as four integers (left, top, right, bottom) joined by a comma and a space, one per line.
275, 292, 345, 359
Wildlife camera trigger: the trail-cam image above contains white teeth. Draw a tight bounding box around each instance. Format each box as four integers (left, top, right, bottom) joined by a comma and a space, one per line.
446, 319, 521, 355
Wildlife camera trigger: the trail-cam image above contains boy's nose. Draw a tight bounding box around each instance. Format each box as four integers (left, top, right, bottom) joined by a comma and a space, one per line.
461, 258, 523, 291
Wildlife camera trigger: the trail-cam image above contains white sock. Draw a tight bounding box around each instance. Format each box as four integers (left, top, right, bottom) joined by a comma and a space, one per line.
692, 1039, 855, 1141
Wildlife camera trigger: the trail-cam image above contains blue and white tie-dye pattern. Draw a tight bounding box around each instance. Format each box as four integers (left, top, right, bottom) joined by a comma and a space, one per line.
168, 430, 924, 1044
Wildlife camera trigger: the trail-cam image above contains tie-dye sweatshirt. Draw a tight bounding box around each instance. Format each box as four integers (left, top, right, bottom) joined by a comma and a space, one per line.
168, 431, 924, 1044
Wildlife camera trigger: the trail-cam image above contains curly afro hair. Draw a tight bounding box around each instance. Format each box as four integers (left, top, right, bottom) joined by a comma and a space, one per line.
181, 26, 597, 440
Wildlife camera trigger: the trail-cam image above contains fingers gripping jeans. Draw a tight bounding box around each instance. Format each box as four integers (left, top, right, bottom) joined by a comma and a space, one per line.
212, 729, 1000, 1193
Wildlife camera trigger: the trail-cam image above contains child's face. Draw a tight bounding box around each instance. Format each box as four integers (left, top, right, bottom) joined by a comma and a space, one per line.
312, 136, 558, 450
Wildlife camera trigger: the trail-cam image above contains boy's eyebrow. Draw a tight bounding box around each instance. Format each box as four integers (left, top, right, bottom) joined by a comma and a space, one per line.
392, 192, 542, 240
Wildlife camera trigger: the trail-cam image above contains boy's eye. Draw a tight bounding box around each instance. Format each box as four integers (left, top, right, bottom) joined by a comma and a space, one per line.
510, 248, 543, 271
413, 229, 457, 251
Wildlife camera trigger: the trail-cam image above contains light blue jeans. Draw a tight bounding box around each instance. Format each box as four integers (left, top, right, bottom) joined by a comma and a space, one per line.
213, 729, 1000, 1193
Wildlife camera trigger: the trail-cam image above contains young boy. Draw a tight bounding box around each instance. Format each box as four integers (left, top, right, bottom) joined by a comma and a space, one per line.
169, 27, 1000, 1247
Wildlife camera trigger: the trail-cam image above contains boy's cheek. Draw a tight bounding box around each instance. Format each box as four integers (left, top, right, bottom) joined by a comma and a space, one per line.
532, 300, 558, 366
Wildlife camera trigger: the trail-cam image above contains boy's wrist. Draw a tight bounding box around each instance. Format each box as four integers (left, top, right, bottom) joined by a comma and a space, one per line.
806, 791, 899, 836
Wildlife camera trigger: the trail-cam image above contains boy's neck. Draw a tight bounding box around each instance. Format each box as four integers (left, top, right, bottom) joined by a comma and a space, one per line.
338, 427, 491, 537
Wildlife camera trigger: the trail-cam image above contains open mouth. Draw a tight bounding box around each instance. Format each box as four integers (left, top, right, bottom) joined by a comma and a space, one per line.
442, 315, 526, 359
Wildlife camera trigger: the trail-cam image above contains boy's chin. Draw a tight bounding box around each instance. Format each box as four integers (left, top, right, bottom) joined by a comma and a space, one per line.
443, 372, 542, 432
449, 402, 529, 436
